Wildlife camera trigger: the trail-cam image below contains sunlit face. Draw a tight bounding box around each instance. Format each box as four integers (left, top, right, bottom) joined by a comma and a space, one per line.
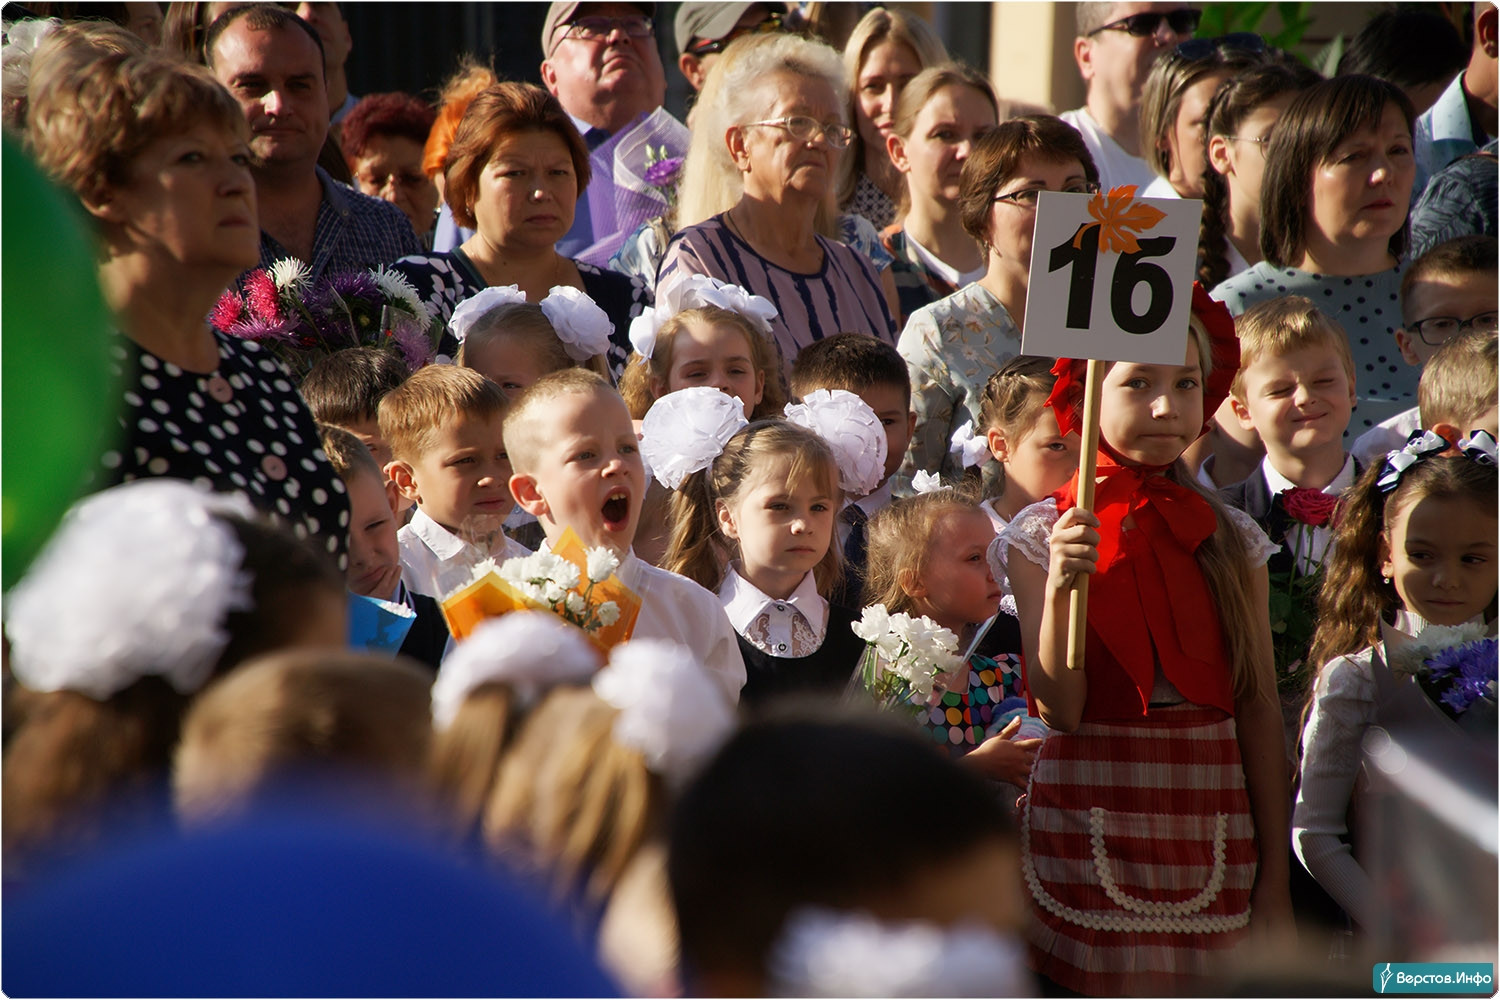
1078, 2, 1195, 111
734, 70, 844, 202
345, 469, 402, 599
210, 20, 330, 168
541, 1, 666, 127
512, 388, 645, 553
911, 508, 1002, 634
1208, 94, 1294, 222
1099, 337, 1204, 467
855, 38, 921, 159
1381, 494, 1497, 626
397, 414, 512, 533
1231, 345, 1355, 464
657, 319, 765, 419
986, 156, 1091, 273
990, 406, 1081, 511
1163, 71, 1230, 197
463, 336, 552, 396
718, 455, 836, 596
892, 83, 997, 207
1305, 103, 1415, 258
352, 134, 439, 238
106, 120, 258, 273
470, 129, 578, 250
854, 382, 914, 483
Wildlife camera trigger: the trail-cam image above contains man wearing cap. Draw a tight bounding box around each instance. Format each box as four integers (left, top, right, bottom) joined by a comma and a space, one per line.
540, 1, 667, 258
674, 2, 784, 92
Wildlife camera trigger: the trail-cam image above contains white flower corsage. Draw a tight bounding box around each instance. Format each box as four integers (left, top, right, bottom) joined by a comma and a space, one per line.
430, 611, 601, 729
448, 284, 526, 343
540, 285, 614, 361
949, 420, 990, 469
5, 480, 258, 701
592, 638, 736, 786
768, 908, 1034, 998
851, 604, 962, 705
912, 470, 943, 494
628, 274, 777, 359
783, 389, 887, 497
638, 386, 748, 490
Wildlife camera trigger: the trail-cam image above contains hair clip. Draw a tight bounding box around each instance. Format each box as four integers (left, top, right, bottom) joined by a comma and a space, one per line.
6, 480, 257, 701
592, 638, 735, 786
1458, 429, 1497, 466
783, 389, 887, 497
539, 286, 614, 361
448, 284, 526, 343
627, 274, 778, 360
948, 420, 990, 469
430, 611, 602, 730
1377, 429, 1452, 492
912, 470, 944, 494
638, 386, 749, 490
767, 907, 1032, 998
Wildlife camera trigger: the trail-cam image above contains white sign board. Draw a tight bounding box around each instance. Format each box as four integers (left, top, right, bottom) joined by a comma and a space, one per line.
1021, 190, 1202, 366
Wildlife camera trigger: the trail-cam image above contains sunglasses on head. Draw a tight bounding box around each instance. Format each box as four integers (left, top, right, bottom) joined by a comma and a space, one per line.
1174, 32, 1266, 60
686, 11, 784, 56
1089, 8, 1202, 37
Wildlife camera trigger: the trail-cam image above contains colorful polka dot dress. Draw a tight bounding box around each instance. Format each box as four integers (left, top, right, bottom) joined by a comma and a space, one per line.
98, 330, 350, 569
918, 651, 1027, 756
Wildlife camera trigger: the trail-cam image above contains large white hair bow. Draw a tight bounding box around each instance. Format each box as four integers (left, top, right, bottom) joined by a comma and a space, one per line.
448, 285, 526, 343
949, 420, 990, 468
5, 480, 257, 701
430, 611, 601, 730
784, 389, 887, 497
540, 285, 615, 361
592, 638, 736, 786
628, 274, 778, 360
638, 386, 749, 490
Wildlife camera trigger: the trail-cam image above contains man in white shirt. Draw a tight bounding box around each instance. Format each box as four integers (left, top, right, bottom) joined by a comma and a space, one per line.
1059, 3, 1199, 190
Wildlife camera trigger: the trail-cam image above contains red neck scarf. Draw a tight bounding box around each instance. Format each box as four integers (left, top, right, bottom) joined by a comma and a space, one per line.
1053, 450, 1233, 716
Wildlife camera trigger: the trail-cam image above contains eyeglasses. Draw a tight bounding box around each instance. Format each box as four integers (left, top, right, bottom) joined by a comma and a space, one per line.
560, 15, 655, 43
1409, 311, 1499, 346
740, 115, 854, 149
686, 12, 783, 56
992, 182, 1101, 208
1174, 32, 1266, 60
1224, 134, 1271, 157
1088, 8, 1201, 38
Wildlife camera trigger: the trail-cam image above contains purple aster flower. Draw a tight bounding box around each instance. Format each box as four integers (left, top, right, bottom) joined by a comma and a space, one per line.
644, 156, 684, 188
390, 321, 433, 372
328, 268, 380, 303
1426, 638, 1498, 716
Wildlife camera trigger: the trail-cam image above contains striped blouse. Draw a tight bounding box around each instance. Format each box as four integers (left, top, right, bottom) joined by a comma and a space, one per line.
656, 214, 897, 366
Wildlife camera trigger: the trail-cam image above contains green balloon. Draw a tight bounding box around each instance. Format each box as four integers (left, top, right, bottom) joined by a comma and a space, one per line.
2, 137, 118, 589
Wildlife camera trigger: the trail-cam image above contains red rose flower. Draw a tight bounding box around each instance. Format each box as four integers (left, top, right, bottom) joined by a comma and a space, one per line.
1281, 487, 1339, 527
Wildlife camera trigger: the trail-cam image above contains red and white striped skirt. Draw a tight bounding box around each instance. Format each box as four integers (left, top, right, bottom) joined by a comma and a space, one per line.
1022, 703, 1257, 997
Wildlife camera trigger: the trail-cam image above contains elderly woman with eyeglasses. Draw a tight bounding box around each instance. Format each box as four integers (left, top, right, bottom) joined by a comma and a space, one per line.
656, 32, 897, 367
895, 116, 1099, 492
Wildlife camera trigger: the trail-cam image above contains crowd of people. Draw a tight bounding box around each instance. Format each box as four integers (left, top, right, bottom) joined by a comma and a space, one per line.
2, 1, 1498, 996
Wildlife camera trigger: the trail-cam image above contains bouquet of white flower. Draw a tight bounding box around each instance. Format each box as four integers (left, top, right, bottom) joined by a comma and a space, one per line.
850, 605, 962, 710
495, 548, 623, 634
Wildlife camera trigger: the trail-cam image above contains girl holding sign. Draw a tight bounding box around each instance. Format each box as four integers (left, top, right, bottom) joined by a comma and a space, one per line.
1003, 290, 1292, 995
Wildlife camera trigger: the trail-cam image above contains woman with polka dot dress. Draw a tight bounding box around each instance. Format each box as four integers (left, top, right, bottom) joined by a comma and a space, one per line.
27, 48, 349, 566
1212, 75, 1418, 434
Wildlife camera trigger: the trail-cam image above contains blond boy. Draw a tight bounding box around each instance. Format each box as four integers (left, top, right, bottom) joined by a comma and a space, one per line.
1221, 296, 1359, 571
379, 365, 528, 599
504, 369, 746, 703
1419, 327, 1499, 444
1353, 236, 1498, 465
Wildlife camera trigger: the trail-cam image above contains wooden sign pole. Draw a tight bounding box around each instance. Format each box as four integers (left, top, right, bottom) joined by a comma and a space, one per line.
1066, 359, 1105, 671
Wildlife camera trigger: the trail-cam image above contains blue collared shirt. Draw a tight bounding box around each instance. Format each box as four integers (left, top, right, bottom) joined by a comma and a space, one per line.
1413, 71, 1494, 200
254, 166, 422, 280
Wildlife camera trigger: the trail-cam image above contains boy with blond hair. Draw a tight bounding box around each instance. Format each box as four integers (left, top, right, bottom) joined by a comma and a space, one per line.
1419, 327, 1499, 444
379, 365, 527, 599
504, 369, 746, 703
1353, 236, 1498, 465
318, 425, 451, 670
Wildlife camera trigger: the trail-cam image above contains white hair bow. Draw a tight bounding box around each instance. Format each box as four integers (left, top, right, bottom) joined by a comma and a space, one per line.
783, 389, 887, 497
912, 470, 943, 494
628, 274, 777, 360
430, 611, 602, 730
949, 420, 990, 468
1376, 429, 1452, 492
638, 386, 749, 490
540, 285, 614, 361
448, 285, 526, 342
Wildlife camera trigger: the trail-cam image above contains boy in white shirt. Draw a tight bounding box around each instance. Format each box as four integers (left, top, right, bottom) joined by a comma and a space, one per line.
504, 369, 746, 703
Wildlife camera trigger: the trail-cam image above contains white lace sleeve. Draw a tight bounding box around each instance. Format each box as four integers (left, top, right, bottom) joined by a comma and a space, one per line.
1222, 505, 1279, 567
998, 498, 1058, 569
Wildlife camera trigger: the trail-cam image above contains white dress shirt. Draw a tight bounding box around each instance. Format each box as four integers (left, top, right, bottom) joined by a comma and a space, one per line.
398, 507, 531, 599
718, 564, 828, 658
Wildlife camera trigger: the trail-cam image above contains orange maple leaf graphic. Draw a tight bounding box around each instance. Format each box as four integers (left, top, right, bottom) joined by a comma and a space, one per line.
1072, 185, 1167, 255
